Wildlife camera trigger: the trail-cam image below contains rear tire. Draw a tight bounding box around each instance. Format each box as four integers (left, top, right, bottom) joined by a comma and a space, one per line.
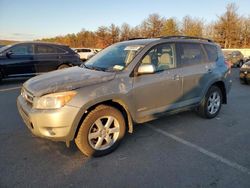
58, 64, 70, 70
0, 72, 2, 83
197, 86, 222, 119
75, 105, 126, 157
240, 79, 247, 85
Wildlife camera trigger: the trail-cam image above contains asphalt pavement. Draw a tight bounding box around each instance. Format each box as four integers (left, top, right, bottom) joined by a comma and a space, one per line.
0, 69, 250, 188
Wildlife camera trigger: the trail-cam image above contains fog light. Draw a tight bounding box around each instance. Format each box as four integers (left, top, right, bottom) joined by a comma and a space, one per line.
47, 128, 56, 136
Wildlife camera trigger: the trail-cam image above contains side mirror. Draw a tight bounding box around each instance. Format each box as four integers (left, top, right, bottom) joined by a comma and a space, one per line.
6, 51, 13, 58
137, 64, 156, 75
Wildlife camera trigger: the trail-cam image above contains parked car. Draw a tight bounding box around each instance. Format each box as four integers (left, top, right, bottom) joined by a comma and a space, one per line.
0, 42, 82, 82
240, 61, 250, 84
73, 48, 98, 61
244, 55, 250, 62
223, 50, 244, 67
17, 36, 232, 157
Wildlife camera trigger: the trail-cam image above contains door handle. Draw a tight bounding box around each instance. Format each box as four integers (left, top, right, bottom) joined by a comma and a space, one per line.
207, 69, 212, 73
173, 74, 180, 80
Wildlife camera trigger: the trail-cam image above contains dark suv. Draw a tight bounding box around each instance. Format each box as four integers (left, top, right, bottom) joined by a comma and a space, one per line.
17, 36, 232, 157
0, 42, 81, 81
223, 50, 244, 67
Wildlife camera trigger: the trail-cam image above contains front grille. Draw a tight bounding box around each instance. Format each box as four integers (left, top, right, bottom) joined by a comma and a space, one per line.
21, 87, 34, 105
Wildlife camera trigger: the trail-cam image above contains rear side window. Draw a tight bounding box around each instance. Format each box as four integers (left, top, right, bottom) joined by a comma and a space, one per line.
82, 49, 91, 52
55, 47, 67, 54
204, 44, 218, 62
78, 49, 91, 52
35, 45, 57, 54
178, 43, 206, 66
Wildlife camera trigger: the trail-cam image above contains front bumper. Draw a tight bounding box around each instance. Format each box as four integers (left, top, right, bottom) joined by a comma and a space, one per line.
17, 95, 80, 142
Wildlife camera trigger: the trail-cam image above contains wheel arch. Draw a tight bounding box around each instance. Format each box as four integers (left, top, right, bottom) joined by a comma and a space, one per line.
73, 99, 134, 140
210, 81, 227, 104
57, 63, 71, 69
0, 66, 5, 78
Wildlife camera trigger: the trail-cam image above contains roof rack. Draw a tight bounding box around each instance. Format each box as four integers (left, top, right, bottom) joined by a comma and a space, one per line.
128, 37, 146, 40
160, 35, 214, 43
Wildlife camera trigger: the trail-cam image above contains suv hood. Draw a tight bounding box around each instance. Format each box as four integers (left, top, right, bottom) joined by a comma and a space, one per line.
23, 66, 116, 97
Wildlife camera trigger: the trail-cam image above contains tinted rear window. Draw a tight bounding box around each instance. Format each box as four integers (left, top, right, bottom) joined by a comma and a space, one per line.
35, 45, 56, 54
204, 44, 218, 62
55, 47, 67, 54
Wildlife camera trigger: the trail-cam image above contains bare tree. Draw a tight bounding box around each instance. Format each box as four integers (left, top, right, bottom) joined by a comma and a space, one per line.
96, 26, 110, 48
239, 17, 250, 48
109, 24, 120, 44
213, 3, 241, 48
181, 16, 204, 37
140, 13, 164, 38
161, 18, 180, 36
120, 23, 131, 41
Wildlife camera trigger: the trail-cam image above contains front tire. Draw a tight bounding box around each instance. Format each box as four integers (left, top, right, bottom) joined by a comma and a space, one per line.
197, 86, 222, 119
75, 105, 126, 157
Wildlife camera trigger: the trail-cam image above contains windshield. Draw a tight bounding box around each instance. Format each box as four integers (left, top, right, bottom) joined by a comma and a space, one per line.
0, 45, 12, 53
84, 43, 144, 71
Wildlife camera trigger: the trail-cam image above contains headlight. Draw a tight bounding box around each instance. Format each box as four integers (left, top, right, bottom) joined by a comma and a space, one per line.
242, 64, 249, 68
33, 91, 77, 109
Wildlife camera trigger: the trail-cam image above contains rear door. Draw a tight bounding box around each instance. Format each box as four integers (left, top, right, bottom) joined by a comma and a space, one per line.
176, 42, 211, 105
4, 44, 35, 76
34, 44, 60, 73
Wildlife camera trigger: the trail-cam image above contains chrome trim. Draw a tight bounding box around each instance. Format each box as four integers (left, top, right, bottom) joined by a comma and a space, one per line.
21, 87, 34, 105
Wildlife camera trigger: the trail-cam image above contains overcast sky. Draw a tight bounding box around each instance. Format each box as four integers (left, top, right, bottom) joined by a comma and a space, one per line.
0, 0, 249, 41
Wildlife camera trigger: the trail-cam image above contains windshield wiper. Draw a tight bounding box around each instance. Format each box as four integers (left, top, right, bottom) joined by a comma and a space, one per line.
81, 64, 108, 72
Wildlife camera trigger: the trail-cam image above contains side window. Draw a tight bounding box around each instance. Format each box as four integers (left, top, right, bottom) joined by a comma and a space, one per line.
10, 44, 33, 55
35, 45, 57, 54
204, 44, 218, 62
140, 43, 176, 71
178, 43, 206, 66
55, 47, 67, 54
82, 49, 91, 52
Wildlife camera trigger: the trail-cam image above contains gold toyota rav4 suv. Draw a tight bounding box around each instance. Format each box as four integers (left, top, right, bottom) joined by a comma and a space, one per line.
17, 36, 232, 157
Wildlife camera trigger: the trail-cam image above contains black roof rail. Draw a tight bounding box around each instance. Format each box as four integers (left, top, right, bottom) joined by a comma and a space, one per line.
160, 35, 214, 43
128, 37, 146, 40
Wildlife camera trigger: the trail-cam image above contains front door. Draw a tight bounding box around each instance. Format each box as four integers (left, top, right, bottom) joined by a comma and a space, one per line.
5, 44, 35, 76
132, 43, 183, 120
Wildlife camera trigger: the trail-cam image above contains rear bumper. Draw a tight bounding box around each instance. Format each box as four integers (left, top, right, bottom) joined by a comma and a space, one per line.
17, 95, 80, 142
240, 69, 250, 81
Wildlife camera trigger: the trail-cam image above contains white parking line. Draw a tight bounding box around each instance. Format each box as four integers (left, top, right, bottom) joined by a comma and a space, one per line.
146, 123, 250, 176
0, 86, 21, 92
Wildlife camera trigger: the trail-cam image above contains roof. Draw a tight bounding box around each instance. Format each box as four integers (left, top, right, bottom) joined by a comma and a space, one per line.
12, 41, 66, 46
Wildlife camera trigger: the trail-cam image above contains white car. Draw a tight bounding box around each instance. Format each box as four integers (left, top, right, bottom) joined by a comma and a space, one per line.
73, 48, 99, 60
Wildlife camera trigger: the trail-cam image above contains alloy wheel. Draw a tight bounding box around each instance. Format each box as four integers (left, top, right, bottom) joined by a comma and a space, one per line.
88, 116, 120, 150
207, 91, 221, 115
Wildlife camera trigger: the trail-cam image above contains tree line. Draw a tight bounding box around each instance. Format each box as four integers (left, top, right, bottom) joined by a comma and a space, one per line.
40, 3, 250, 49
